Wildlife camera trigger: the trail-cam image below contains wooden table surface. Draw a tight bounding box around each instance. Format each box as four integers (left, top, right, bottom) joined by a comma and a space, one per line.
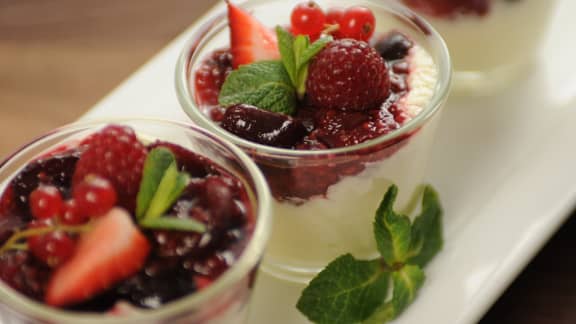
0, 1, 574, 323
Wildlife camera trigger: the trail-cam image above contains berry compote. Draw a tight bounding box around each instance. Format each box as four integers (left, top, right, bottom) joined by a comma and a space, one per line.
0, 123, 261, 317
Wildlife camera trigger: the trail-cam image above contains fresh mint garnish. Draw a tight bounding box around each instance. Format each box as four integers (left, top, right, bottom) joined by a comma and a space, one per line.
297, 185, 443, 323
276, 27, 332, 98
140, 216, 206, 233
296, 254, 390, 324
218, 27, 331, 114
218, 61, 296, 115
136, 147, 204, 233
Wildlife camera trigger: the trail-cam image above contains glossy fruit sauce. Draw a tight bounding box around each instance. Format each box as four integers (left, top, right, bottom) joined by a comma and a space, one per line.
0, 125, 254, 312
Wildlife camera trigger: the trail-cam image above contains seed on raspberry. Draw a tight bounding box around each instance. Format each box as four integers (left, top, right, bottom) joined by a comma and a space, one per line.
306, 39, 390, 111
339, 6, 376, 41
291, 1, 326, 39
73, 175, 117, 218
29, 185, 63, 220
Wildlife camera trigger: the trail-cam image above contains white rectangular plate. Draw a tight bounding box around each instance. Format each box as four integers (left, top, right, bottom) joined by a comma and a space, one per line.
83, 0, 576, 322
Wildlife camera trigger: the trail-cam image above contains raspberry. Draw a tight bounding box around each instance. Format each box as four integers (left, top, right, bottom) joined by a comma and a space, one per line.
306, 39, 390, 111
194, 49, 233, 106
72, 125, 147, 212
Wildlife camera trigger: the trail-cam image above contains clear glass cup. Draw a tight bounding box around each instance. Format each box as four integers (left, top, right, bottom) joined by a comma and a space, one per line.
399, 0, 558, 94
0, 119, 271, 323
175, 0, 451, 283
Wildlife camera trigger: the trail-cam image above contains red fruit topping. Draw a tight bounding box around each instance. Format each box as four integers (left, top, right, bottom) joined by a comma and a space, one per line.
310, 107, 400, 148
290, 1, 326, 39
73, 176, 117, 218
221, 104, 309, 148
72, 125, 147, 212
227, 1, 280, 69
306, 39, 390, 111
45, 208, 150, 307
27, 220, 76, 268
60, 199, 89, 225
339, 6, 376, 41
29, 185, 63, 220
402, 0, 490, 18
194, 49, 233, 106
12, 150, 80, 219
325, 7, 345, 38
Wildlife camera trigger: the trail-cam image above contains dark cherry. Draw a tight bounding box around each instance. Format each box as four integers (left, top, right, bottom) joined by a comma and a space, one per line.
221, 104, 309, 148
374, 31, 414, 61
11, 150, 81, 218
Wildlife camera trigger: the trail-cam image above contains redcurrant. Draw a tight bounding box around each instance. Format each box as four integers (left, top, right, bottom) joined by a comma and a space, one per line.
73, 175, 117, 218
29, 185, 63, 220
325, 7, 345, 38
290, 1, 326, 38
60, 199, 89, 225
340, 6, 376, 41
27, 220, 76, 268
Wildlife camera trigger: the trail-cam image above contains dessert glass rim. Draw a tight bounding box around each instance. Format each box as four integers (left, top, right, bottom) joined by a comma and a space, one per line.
175, 0, 452, 160
0, 118, 272, 323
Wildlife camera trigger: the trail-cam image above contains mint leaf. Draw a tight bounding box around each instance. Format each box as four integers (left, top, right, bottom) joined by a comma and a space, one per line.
408, 185, 443, 267
145, 161, 189, 219
275, 27, 331, 99
363, 265, 425, 323
297, 254, 390, 324
218, 60, 296, 114
136, 148, 175, 219
374, 185, 413, 266
140, 216, 206, 233
300, 36, 331, 67
298, 185, 444, 324
276, 27, 297, 86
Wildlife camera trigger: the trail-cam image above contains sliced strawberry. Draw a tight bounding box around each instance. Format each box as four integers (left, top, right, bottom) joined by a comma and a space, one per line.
45, 208, 150, 307
227, 1, 280, 68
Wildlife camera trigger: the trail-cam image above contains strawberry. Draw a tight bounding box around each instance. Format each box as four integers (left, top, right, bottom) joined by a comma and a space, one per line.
227, 1, 280, 69
45, 208, 150, 307
72, 125, 147, 212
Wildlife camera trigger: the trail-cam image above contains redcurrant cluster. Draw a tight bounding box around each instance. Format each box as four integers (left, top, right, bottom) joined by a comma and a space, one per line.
290, 1, 376, 42
22, 175, 117, 267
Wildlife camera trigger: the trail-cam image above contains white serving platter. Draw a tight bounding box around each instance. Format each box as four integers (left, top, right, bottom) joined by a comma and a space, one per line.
82, 0, 576, 322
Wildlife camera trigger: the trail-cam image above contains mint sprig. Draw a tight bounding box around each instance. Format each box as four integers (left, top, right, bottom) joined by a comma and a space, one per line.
136, 147, 205, 233
276, 27, 332, 98
297, 185, 443, 323
218, 27, 331, 115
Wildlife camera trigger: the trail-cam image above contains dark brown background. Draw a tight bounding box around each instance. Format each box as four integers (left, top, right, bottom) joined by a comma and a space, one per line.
0, 0, 574, 323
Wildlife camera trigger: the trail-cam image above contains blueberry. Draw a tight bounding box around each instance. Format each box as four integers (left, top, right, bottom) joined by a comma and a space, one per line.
221, 104, 308, 148
374, 31, 414, 61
